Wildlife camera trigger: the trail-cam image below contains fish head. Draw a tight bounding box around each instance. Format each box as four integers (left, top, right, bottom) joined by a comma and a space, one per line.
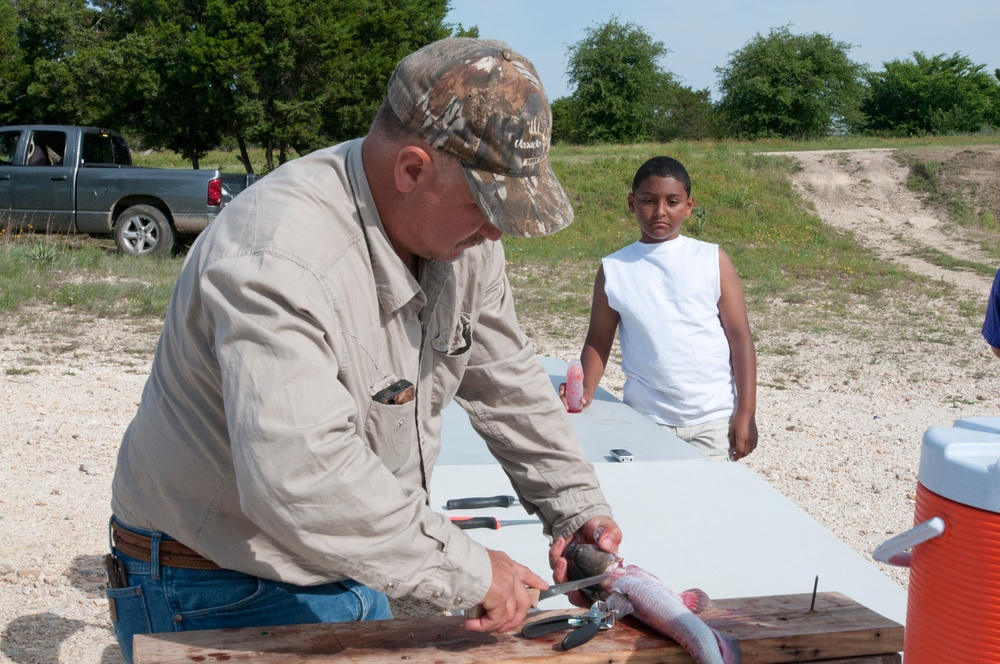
564, 542, 621, 582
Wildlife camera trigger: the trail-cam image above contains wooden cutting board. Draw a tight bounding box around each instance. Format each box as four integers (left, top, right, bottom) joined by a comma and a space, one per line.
133, 591, 903, 663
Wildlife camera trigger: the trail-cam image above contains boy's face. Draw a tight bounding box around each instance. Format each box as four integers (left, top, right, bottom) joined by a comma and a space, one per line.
628, 175, 693, 244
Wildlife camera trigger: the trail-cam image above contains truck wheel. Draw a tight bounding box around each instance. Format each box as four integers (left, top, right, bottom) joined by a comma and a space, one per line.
114, 205, 174, 257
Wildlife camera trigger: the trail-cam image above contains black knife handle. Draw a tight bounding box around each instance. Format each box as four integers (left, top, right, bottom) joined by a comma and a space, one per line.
450, 516, 500, 530
446, 495, 516, 510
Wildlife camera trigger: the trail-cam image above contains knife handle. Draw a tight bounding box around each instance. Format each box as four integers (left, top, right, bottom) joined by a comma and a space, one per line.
450, 516, 500, 529
446, 495, 516, 510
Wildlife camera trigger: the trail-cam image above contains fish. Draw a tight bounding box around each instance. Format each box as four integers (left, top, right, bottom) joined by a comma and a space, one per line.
565, 542, 742, 664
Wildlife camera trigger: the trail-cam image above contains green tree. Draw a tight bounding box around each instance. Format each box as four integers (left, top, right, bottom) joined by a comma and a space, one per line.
3, 0, 461, 169
0, 0, 27, 124
861, 52, 1000, 135
4, 0, 105, 125
648, 86, 720, 142
561, 17, 717, 144
716, 26, 867, 139
563, 17, 673, 144
102, 0, 451, 170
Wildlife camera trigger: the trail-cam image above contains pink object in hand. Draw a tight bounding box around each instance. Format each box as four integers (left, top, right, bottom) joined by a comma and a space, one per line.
566, 359, 584, 413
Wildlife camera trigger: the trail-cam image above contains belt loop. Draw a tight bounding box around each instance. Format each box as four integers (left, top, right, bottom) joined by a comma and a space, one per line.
150, 532, 163, 580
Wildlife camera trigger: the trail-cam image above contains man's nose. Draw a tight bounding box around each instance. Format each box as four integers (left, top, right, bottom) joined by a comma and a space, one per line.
479, 221, 503, 241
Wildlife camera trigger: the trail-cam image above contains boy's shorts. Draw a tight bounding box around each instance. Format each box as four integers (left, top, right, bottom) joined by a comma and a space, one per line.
661, 417, 732, 460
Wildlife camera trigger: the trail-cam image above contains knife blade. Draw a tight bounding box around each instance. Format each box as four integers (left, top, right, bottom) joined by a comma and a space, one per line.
445, 495, 519, 510
537, 573, 611, 601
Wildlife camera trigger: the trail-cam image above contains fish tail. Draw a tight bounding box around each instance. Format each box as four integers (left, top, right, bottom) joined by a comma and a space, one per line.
714, 628, 743, 664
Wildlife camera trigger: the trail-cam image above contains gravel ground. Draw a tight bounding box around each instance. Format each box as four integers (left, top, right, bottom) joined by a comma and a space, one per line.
2, 148, 999, 662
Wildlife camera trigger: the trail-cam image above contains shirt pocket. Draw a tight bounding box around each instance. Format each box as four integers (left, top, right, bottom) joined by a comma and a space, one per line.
364, 399, 418, 475
429, 312, 472, 406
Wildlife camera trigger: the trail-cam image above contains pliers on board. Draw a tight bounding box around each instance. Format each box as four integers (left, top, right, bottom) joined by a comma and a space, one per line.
520, 600, 616, 651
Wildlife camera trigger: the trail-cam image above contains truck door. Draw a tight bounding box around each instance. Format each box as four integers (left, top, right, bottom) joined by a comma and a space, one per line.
11, 128, 74, 231
0, 129, 19, 220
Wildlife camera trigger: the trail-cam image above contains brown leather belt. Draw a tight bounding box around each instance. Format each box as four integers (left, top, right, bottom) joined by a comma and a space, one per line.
112, 521, 221, 571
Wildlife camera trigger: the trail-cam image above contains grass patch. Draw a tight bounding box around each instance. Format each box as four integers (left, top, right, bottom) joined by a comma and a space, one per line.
903, 246, 996, 277
5, 367, 39, 375
0, 235, 180, 317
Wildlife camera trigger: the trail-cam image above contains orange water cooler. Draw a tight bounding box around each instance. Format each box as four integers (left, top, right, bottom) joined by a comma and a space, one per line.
873, 417, 1000, 662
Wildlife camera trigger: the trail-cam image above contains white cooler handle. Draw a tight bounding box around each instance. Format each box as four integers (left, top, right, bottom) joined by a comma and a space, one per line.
872, 517, 946, 568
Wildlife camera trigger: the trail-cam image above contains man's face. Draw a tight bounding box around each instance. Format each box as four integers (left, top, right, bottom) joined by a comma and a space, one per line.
408, 158, 503, 262
628, 175, 693, 244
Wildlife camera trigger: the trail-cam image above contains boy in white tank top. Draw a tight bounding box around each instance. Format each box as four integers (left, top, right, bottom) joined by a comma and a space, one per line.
561, 156, 758, 460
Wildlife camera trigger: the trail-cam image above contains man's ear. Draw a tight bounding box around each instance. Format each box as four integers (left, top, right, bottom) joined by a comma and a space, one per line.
394, 145, 433, 194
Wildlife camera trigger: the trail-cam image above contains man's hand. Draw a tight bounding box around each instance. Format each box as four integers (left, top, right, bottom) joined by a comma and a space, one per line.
548, 515, 622, 607
463, 549, 548, 634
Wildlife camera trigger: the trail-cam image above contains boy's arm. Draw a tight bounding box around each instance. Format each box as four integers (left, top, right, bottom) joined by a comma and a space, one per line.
574, 265, 620, 409
718, 249, 758, 460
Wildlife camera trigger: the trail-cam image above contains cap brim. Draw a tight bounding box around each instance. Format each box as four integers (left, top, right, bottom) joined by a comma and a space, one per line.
462, 161, 574, 238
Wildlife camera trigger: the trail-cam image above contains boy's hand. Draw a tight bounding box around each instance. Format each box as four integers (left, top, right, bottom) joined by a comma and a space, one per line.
557, 383, 591, 410
728, 413, 758, 460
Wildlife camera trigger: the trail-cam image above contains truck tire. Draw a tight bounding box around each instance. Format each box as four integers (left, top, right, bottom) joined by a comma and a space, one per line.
114, 204, 174, 257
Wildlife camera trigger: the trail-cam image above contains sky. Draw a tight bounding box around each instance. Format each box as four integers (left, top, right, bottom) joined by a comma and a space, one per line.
445, 1, 1000, 102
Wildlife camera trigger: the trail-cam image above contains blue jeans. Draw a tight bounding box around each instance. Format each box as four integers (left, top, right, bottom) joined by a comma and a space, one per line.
107, 518, 393, 663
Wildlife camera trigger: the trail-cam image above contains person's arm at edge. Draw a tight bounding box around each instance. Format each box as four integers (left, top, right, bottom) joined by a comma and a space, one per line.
983, 268, 1000, 358
718, 249, 758, 460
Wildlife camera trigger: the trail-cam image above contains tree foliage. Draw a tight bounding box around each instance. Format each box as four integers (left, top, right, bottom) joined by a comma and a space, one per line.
860, 52, 1000, 136
716, 26, 867, 139
1, 0, 454, 170
558, 17, 717, 144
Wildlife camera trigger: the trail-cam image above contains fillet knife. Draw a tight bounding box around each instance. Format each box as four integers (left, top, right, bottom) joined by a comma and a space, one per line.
465, 573, 612, 620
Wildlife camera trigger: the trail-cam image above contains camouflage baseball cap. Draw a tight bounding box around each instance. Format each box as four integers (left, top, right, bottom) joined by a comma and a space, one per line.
387, 38, 573, 238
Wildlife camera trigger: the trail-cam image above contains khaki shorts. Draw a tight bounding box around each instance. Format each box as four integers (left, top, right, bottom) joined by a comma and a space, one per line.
661, 417, 732, 461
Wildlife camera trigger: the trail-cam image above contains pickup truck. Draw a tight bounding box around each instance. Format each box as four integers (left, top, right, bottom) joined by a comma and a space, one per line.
0, 125, 258, 256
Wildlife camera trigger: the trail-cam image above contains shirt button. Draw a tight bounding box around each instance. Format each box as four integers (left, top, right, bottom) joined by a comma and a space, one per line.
431, 590, 442, 599
452, 597, 463, 607
385, 582, 396, 591
172, 614, 183, 623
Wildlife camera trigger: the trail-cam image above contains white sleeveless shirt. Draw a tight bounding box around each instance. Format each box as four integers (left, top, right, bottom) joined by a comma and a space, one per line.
602, 235, 735, 426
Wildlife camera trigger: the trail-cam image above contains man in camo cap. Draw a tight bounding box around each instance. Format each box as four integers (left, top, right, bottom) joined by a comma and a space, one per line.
108, 37, 620, 661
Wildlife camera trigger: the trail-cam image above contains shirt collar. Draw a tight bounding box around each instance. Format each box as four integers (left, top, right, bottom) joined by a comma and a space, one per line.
348, 139, 425, 314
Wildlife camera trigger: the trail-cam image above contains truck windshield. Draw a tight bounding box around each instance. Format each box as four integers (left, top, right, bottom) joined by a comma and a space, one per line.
81, 132, 132, 166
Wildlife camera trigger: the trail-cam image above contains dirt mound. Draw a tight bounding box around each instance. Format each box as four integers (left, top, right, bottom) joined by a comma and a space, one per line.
771, 146, 1000, 294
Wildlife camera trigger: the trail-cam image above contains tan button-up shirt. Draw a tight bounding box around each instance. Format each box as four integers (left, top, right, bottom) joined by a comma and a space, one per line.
111, 138, 611, 610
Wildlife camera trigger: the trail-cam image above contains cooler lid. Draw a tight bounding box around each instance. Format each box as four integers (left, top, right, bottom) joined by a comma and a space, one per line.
919, 418, 1000, 513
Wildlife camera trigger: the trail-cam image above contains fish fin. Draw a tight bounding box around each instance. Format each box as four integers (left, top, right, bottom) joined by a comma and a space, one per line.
678, 588, 711, 614
604, 591, 635, 619
714, 628, 743, 664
